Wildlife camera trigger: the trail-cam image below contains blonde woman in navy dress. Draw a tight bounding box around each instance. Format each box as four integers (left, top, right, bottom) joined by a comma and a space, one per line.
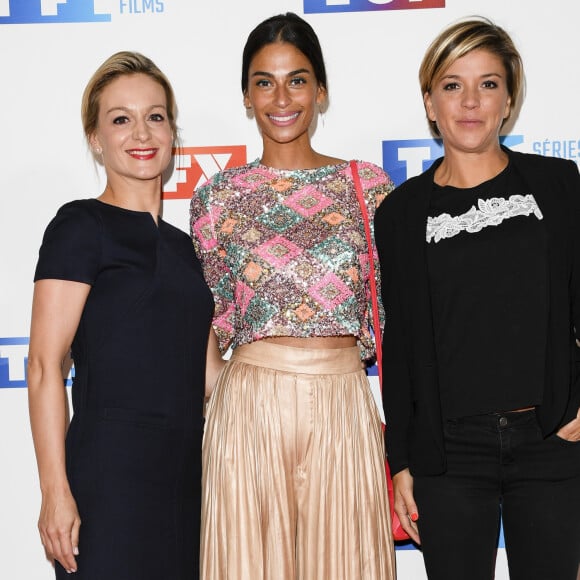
190, 12, 396, 580
28, 52, 213, 579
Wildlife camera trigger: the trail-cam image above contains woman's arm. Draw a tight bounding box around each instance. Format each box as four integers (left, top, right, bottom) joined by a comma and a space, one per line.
27, 279, 91, 574
374, 196, 414, 475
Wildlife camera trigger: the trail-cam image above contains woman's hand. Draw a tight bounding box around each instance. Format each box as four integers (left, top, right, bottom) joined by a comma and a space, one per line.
556, 406, 580, 441
38, 489, 81, 573
392, 468, 421, 544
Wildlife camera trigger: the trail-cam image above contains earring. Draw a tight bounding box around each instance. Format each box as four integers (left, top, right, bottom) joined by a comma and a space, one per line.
94, 147, 102, 155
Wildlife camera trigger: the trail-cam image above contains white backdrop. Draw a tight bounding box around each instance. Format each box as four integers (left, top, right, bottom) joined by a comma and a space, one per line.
1, 1, 579, 578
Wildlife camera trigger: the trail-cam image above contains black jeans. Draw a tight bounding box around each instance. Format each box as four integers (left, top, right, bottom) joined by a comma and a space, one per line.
413, 410, 580, 580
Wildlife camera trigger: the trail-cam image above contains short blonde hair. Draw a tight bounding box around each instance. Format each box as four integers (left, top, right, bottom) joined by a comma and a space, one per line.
419, 17, 524, 135
81, 51, 178, 144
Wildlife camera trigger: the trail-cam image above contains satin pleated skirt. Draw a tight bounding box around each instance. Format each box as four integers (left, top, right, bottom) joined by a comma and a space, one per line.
201, 342, 395, 580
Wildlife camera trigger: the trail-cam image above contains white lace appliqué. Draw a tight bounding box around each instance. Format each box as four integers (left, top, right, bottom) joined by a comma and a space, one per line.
426, 194, 543, 244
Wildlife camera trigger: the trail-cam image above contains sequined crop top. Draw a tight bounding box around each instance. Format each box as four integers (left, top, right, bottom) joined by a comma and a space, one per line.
190, 159, 393, 360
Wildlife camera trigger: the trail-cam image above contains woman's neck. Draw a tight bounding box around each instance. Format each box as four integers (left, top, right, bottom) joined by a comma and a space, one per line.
98, 177, 161, 221
434, 147, 509, 188
260, 141, 342, 170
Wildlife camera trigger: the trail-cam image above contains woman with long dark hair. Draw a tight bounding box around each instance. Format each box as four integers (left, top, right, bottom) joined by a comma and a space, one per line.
191, 12, 396, 580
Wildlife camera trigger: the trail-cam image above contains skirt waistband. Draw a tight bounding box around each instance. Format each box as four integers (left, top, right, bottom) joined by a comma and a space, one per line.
231, 341, 362, 375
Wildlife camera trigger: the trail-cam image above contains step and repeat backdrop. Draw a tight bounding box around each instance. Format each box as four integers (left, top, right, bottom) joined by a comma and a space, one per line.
1, 1, 578, 578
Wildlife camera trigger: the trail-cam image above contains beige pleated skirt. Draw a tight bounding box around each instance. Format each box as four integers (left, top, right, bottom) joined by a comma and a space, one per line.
201, 341, 395, 580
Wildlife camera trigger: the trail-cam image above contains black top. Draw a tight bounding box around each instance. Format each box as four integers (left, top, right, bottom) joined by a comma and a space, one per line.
375, 148, 580, 476
34, 199, 213, 580
427, 164, 547, 419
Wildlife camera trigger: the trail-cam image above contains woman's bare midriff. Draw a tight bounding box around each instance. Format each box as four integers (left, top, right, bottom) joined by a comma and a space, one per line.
262, 335, 357, 349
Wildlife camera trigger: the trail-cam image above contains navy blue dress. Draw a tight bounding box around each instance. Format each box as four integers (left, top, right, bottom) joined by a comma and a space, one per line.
34, 199, 212, 580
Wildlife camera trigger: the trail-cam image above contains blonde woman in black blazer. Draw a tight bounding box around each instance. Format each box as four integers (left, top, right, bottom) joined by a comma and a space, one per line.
375, 17, 580, 580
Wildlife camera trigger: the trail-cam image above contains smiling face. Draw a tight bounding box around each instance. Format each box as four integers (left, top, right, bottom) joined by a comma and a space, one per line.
89, 73, 173, 185
424, 49, 511, 157
243, 41, 326, 151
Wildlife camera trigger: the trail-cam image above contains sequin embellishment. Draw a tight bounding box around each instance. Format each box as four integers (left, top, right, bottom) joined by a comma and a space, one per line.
190, 159, 394, 359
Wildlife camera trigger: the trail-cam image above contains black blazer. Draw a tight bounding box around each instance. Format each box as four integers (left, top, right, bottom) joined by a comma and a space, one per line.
374, 147, 580, 476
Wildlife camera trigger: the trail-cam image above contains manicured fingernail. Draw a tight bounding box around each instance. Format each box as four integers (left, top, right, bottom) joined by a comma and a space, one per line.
73, 547, 79, 555
410, 512, 418, 522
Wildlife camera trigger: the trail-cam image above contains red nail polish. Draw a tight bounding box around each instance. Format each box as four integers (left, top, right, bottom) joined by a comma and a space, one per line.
410, 512, 418, 522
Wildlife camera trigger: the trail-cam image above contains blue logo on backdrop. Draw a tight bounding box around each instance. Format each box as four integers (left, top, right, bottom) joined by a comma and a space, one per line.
0, 338, 29, 388
304, 0, 445, 15
382, 135, 525, 186
0, 0, 165, 24
532, 138, 580, 164
0, 337, 73, 388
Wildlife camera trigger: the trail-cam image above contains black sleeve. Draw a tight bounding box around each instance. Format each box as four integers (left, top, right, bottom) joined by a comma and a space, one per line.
566, 161, 580, 423
34, 200, 101, 285
374, 194, 413, 476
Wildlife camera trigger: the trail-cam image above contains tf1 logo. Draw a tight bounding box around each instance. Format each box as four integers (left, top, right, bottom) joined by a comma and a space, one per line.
163, 145, 246, 200
0, 0, 165, 24
383, 135, 524, 186
0, 338, 28, 388
0, 0, 110, 23
304, 0, 445, 14
0, 337, 74, 388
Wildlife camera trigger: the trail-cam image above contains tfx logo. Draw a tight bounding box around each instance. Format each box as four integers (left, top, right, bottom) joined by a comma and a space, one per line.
304, 0, 444, 14
382, 135, 525, 186
163, 146, 247, 200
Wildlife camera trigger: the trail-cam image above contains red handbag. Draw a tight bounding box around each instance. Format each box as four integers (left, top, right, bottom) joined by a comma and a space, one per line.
351, 161, 411, 542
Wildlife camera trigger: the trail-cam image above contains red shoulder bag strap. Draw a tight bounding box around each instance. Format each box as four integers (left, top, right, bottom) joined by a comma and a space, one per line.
350, 160, 412, 542
350, 160, 383, 388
